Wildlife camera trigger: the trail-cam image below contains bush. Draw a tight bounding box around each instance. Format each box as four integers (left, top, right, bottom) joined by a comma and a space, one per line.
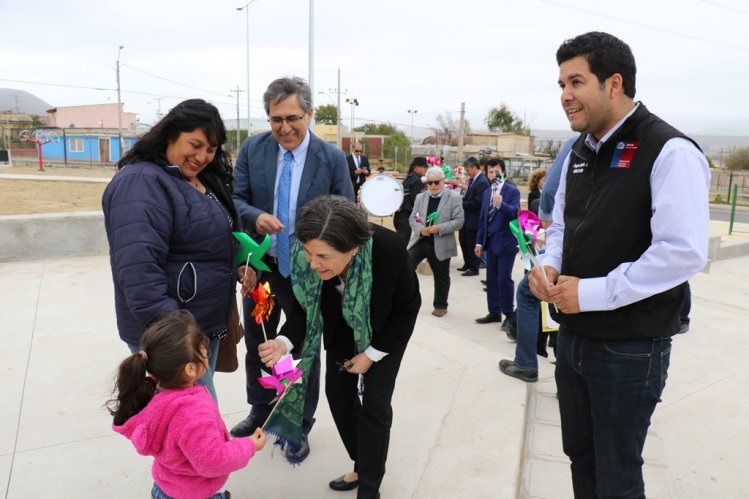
725, 147, 749, 171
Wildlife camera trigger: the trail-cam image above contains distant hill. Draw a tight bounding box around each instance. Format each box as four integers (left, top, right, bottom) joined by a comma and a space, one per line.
0, 88, 52, 115
531, 128, 749, 159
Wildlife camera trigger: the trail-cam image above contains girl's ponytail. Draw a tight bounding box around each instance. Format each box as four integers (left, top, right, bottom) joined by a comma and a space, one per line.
106, 351, 157, 426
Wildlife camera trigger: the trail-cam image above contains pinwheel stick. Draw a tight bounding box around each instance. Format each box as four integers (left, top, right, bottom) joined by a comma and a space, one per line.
261, 384, 291, 431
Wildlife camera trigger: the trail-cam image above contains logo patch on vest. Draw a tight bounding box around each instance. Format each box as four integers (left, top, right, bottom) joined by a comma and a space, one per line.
610, 141, 639, 169
571, 161, 588, 174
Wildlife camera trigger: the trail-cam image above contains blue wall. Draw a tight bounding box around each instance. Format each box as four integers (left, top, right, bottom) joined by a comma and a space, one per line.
40, 134, 136, 163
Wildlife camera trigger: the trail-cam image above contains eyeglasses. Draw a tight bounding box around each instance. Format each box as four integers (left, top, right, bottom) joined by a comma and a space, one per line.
268, 114, 306, 126
426, 180, 442, 186
353, 150, 362, 154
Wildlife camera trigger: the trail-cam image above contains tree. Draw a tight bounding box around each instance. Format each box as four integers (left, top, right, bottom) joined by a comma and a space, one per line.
432, 112, 471, 146
485, 104, 530, 134
314, 104, 338, 125
725, 147, 749, 170
355, 123, 398, 135
383, 130, 412, 171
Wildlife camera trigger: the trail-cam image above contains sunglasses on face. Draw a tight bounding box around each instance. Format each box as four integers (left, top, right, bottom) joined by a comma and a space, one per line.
426, 180, 442, 186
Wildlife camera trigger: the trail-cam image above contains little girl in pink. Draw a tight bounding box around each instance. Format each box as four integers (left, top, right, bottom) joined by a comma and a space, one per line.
107, 310, 265, 498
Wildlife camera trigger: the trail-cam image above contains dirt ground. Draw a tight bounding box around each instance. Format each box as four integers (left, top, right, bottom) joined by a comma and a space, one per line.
0, 165, 114, 215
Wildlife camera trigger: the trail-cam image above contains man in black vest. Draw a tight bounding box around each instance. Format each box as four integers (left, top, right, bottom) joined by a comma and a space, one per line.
529, 32, 710, 498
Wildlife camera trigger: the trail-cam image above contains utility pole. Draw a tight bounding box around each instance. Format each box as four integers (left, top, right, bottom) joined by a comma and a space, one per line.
116, 45, 124, 161
230, 86, 244, 154
336, 68, 342, 150
457, 102, 465, 162
308, 0, 315, 127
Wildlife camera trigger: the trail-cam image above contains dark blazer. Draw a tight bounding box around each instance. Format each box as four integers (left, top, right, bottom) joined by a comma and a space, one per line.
476, 181, 521, 256
282, 224, 421, 355
232, 131, 354, 234
461, 172, 491, 231
103, 162, 238, 345
346, 153, 371, 189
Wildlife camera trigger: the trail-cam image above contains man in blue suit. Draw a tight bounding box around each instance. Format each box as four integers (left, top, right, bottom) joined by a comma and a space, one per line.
456, 156, 490, 276
474, 158, 520, 332
231, 76, 354, 462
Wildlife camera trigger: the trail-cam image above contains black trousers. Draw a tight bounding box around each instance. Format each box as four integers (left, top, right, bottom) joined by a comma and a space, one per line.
458, 227, 479, 271
326, 332, 406, 499
242, 261, 319, 434
408, 238, 450, 309
392, 211, 411, 244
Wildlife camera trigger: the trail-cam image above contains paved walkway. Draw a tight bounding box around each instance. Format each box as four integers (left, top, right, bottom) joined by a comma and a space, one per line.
2, 225, 748, 498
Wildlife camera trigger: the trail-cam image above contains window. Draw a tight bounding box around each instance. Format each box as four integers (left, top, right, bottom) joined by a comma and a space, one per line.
69, 138, 84, 153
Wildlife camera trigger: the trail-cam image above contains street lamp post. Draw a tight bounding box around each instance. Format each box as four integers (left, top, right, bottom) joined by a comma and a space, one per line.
237, 0, 260, 137
408, 109, 418, 143
116, 45, 124, 161
346, 96, 359, 151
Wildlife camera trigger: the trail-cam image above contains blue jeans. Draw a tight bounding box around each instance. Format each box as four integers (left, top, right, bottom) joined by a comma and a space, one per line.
127, 335, 219, 404
151, 482, 225, 499
513, 273, 540, 371
555, 327, 671, 499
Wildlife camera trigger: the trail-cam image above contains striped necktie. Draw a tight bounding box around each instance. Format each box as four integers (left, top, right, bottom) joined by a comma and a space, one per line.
277, 151, 293, 278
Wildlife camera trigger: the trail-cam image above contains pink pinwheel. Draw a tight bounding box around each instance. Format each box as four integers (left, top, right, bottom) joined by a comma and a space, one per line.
518, 210, 543, 244
257, 355, 303, 397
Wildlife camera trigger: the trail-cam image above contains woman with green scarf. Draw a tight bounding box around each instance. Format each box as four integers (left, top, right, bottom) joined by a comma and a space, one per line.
258, 195, 421, 499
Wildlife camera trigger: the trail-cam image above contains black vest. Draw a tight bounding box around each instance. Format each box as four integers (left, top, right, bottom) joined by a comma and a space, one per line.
551, 104, 697, 340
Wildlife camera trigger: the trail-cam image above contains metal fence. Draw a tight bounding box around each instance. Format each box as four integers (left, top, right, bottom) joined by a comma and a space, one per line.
711, 170, 749, 202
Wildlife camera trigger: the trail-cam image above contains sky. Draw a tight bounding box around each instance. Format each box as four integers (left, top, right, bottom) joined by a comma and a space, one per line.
1, 0, 748, 138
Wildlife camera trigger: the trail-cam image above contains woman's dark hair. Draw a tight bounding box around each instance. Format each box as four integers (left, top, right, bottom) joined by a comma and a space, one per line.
117, 99, 234, 187
296, 195, 372, 253
556, 31, 637, 99
106, 310, 208, 426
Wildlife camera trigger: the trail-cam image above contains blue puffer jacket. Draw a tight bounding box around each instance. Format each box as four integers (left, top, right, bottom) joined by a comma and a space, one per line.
102, 161, 238, 346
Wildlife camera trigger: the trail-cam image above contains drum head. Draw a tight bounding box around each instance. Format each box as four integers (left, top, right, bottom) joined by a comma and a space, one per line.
360, 175, 404, 217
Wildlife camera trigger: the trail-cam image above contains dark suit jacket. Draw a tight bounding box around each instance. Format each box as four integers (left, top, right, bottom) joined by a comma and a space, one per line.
461, 172, 491, 231
476, 181, 521, 256
346, 153, 371, 189
232, 131, 354, 234
281, 224, 421, 356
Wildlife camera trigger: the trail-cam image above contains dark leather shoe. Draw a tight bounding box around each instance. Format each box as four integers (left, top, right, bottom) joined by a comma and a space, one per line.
329, 474, 359, 491
481, 279, 487, 285
284, 433, 310, 463
475, 314, 501, 324
456, 265, 468, 272
461, 269, 479, 276
230, 411, 268, 438
499, 359, 538, 382
502, 318, 517, 341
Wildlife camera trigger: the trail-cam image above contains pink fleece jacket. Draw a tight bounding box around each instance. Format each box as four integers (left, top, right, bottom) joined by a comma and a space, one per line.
113, 385, 255, 498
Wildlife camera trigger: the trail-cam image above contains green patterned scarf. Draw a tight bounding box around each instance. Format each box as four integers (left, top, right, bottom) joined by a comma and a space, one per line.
263, 238, 373, 461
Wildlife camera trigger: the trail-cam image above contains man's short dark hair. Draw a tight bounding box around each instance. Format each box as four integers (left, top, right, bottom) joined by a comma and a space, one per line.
463, 157, 480, 169
556, 31, 637, 99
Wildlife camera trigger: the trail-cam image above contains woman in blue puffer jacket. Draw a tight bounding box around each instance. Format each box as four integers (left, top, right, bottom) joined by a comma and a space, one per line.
103, 99, 256, 402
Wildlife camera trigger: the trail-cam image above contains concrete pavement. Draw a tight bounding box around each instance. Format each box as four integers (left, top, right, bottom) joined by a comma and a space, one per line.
2, 223, 748, 498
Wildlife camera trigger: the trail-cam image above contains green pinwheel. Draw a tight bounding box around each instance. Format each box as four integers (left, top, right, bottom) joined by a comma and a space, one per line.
233, 232, 271, 272
426, 211, 439, 225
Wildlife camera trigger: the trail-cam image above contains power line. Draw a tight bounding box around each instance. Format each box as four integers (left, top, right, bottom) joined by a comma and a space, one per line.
701, 0, 749, 16
121, 63, 234, 99
538, 0, 749, 52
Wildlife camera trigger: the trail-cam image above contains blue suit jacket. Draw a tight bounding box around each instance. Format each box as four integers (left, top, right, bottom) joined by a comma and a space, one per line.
476, 181, 521, 256
461, 173, 491, 231
232, 131, 354, 235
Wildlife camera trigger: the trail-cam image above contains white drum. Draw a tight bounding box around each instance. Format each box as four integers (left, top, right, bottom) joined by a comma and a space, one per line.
359, 175, 404, 217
